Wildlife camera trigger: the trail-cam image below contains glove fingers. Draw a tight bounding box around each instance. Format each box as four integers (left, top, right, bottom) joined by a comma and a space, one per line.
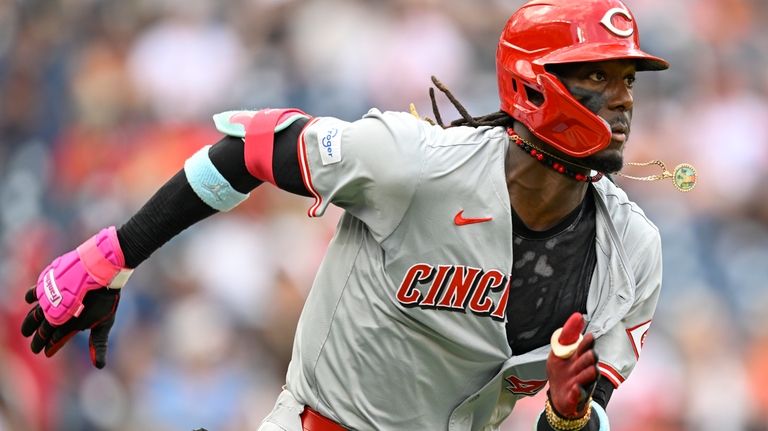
30, 321, 55, 354
45, 328, 79, 358
559, 312, 585, 345
25, 286, 38, 304
575, 332, 595, 356
575, 385, 592, 414
21, 305, 45, 337
89, 317, 115, 369
571, 348, 597, 372
573, 362, 599, 387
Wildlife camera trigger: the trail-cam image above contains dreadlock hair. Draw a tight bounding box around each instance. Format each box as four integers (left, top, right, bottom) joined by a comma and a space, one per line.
429, 76, 515, 129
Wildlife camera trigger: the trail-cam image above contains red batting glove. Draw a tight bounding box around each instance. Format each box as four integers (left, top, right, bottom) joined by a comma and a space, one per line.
546, 312, 599, 418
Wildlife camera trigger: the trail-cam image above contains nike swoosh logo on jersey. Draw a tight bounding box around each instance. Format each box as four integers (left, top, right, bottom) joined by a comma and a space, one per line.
454, 210, 493, 226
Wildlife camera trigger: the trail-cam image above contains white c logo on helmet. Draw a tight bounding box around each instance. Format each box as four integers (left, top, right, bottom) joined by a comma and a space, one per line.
600, 8, 634, 38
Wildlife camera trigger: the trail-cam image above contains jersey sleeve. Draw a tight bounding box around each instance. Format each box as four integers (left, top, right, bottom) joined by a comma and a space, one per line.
594, 229, 663, 388
297, 109, 426, 241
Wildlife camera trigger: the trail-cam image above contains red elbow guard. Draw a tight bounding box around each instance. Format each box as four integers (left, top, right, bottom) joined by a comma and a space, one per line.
226, 109, 311, 185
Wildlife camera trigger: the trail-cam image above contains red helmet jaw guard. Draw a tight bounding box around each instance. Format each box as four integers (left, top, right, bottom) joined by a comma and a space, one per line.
498, 49, 613, 158
497, 0, 669, 158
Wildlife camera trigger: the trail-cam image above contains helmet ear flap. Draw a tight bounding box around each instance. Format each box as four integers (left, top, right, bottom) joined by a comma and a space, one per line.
529, 73, 612, 157
523, 84, 544, 108
501, 68, 611, 157
507, 78, 544, 114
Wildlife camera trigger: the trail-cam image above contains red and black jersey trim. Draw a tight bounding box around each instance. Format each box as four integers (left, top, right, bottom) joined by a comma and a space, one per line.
297, 117, 324, 217
597, 361, 625, 388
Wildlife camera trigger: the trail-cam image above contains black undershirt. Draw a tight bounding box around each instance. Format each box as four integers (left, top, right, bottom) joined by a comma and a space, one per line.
506, 188, 597, 356
506, 188, 616, 414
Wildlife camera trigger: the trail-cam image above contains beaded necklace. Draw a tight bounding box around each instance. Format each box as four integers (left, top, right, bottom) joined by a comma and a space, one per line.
506, 128, 698, 192
507, 128, 604, 183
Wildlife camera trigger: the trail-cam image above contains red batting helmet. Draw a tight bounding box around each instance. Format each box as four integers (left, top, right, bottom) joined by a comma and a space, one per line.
497, 0, 669, 157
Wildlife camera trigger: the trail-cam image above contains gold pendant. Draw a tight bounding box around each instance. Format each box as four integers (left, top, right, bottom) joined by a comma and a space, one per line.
617, 160, 697, 193
672, 163, 697, 192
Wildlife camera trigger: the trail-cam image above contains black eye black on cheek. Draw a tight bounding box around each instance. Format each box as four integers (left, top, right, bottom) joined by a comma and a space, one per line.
567, 85, 606, 114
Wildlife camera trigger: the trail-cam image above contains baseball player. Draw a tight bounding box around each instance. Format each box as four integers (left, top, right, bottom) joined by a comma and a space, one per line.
20, 0, 668, 429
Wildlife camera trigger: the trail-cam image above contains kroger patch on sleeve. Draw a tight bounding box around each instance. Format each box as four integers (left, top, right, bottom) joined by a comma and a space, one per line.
315, 118, 346, 166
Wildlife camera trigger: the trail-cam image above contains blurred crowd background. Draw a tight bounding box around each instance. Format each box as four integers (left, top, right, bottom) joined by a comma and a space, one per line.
1, 0, 767, 430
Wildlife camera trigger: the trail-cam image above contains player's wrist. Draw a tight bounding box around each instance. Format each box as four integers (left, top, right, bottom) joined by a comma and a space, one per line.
544, 394, 591, 430
76, 226, 133, 289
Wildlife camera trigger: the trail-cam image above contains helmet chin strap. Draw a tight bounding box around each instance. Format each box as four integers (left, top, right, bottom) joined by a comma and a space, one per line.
508, 129, 697, 192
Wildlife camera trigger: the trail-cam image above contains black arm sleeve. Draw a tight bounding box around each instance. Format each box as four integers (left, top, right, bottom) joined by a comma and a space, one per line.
117, 170, 218, 268
592, 378, 615, 409
536, 378, 615, 431
117, 117, 310, 268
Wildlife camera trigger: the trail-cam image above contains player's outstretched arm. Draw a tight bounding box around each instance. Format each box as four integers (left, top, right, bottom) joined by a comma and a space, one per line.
20, 109, 312, 368
536, 312, 610, 431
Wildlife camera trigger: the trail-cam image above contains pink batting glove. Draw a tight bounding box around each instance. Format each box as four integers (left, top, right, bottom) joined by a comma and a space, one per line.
35, 226, 132, 325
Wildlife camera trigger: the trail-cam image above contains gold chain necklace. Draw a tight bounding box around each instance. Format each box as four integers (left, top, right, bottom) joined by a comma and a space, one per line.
615, 161, 697, 192
510, 131, 697, 193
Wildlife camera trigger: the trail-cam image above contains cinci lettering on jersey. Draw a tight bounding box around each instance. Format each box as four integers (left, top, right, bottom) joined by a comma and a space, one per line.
396, 263, 510, 321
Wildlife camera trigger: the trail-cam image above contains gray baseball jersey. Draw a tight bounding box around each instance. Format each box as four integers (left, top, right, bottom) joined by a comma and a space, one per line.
240, 109, 662, 431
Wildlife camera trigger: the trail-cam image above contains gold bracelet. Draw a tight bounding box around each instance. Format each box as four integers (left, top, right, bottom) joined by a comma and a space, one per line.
544, 398, 591, 431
